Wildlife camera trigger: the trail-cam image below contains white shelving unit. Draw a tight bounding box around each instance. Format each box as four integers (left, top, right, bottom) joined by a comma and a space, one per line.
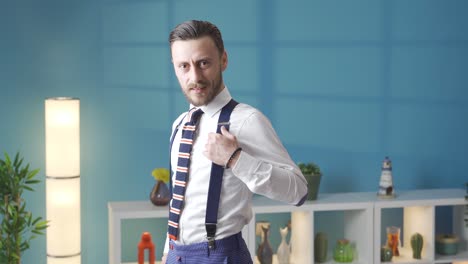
108, 189, 467, 264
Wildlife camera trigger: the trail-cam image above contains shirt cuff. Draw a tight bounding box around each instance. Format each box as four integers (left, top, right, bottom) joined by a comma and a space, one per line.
231, 150, 261, 181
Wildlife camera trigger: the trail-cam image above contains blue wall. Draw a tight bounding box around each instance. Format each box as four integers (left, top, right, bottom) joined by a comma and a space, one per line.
1, 0, 467, 263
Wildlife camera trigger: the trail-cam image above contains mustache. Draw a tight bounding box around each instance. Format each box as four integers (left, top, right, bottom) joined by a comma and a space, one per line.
187, 82, 208, 89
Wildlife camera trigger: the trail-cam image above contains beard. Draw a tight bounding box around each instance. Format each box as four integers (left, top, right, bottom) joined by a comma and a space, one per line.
182, 72, 224, 107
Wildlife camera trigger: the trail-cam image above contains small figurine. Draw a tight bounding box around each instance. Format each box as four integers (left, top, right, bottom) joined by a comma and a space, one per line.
138, 232, 155, 264
378, 157, 395, 198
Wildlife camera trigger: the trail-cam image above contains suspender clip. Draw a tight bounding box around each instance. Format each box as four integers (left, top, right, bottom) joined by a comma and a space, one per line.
205, 223, 217, 250
217, 121, 230, 126
207, 236, 216, 250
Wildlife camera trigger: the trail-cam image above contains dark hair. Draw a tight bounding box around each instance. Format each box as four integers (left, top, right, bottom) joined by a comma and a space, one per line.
169, 20, 224, 56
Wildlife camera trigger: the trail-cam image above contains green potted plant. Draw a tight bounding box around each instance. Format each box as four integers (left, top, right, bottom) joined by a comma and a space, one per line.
0, 152, 48, 264
298, 162, 322, 200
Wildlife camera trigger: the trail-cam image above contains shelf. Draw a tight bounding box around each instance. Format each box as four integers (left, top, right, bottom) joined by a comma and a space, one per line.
434, 249, 468, 263
254, 255, 368, 264
324, 258, 370, 263
109, 201, 168, 219
109, 188, 467, 264
384, 247, 432, 263
372, 188, 467, 208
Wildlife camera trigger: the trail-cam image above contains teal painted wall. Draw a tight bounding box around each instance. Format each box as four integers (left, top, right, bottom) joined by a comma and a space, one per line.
1, 0, 467, 263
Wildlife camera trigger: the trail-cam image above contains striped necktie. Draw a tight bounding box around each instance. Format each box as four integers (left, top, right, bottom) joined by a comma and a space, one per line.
168, 108, 204, 241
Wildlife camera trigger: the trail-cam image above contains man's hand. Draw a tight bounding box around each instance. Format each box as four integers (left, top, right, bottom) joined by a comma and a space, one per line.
203, 126, 239, 167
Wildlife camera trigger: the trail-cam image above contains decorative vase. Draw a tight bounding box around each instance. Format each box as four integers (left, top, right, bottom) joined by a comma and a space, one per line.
256, 221, 270, 243
386, 226, 400, 256
410, 233, 423, 259
257, 226, 273, 264
333, 239, 354, 262
380, 246, 393, 262
305, 173, 322, 200
149, 180, 170, 206
276, 226, 290, 264
314, 232, 328, 263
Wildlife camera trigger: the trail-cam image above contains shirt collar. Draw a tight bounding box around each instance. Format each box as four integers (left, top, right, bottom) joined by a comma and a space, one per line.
190, 86, 232, 118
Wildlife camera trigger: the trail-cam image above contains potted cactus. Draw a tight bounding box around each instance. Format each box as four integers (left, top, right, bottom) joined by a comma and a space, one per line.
410, 233, 423, 259
298, 162, 322, 200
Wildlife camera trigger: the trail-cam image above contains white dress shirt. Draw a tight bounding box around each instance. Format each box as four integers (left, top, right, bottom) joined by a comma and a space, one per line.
164, 87, 308, 253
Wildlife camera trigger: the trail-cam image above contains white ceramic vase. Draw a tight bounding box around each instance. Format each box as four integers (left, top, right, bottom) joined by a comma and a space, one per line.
277, 226, 290, 264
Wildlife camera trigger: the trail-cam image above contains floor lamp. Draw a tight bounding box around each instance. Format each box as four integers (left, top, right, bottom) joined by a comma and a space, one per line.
45, 97, 81, 264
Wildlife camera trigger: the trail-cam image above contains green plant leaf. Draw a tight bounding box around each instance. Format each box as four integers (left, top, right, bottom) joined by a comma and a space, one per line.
27, 214, 32, 226
31, 217, 42, 226
11, 251, 20, 261
35, 220, 49, 230
297, 161, 321, 175
22, 185, 34, 192
20, 242, 29, 252
13, 152, 20, 167
19, 202, 26, 214
7, 204, 15, 216
26, 168, 39, 180
4, 152, 12, 167
25, 180, 40, 185
32, 230, 45, 235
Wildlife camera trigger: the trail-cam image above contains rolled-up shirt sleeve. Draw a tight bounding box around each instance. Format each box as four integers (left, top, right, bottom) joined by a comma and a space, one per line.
231, 111, 308, 205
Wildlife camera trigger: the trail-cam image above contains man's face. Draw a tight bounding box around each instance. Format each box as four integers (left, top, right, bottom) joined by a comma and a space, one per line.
171, 36, 227, 107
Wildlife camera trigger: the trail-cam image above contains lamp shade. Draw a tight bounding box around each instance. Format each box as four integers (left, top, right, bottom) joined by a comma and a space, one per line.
45, 97, 81, 263
45, 98, 80, 177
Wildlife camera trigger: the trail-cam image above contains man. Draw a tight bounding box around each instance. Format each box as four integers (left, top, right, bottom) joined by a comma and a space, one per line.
162, 20, 308, 263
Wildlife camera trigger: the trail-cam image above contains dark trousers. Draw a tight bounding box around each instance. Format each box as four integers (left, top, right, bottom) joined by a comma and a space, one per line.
166, 232, 253, 264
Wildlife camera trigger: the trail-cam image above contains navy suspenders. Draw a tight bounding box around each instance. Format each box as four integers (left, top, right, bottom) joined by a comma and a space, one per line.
205, 99, 238, 249
168, 99, 239, 248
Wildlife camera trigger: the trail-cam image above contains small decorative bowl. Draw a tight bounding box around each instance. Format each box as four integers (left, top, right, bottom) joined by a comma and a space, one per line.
436, 234, 459, 255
